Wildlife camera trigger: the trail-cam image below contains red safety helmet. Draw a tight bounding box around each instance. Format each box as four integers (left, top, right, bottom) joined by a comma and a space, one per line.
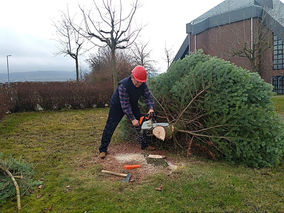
132, 65, 147, 82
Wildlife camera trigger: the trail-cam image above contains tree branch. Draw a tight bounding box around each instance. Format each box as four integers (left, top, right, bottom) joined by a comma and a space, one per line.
175, 89, 206, 124
0, 164, 21, 210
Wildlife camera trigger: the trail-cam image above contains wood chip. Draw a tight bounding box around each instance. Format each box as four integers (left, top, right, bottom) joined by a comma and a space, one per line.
155, 185, 164, 191
148, 154, 166, 159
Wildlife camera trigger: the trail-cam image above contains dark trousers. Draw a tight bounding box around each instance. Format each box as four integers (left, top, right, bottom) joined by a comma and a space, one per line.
99, 104, 148, 153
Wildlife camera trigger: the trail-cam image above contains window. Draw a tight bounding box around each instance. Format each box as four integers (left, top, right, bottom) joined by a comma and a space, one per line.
272, 76, 284, 94
273, 35, 284, 70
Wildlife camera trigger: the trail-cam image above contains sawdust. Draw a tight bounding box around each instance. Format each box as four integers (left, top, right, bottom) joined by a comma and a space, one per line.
114, 153, 147, 164
167, 162, 178, 171
91, 142, 181, 182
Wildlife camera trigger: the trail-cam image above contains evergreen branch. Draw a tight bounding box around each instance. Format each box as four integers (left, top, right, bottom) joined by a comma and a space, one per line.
175, 89, 206, 124
0, 163, 21, 210
149, 92, 171, 123
177, 129, 231, 140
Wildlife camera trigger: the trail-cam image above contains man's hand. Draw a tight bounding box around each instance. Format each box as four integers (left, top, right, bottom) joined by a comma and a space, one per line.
131, 119, 139, 127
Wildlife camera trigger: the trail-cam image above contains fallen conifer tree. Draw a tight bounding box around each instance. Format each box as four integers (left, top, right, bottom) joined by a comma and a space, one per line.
146, 51, 284, 168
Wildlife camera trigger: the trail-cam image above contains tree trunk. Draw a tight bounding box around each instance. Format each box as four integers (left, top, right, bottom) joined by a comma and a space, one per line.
111, 49, 118, 91
75, 57, 79, 82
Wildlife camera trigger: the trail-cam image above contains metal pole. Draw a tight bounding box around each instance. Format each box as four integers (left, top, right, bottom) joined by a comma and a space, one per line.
194, 35, 197, 52
6, 55, 11, 86
251, 18, 254, 51
188, 33, 191, 53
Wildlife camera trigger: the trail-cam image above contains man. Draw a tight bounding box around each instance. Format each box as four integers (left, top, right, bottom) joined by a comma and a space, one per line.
98, 65, 155, 159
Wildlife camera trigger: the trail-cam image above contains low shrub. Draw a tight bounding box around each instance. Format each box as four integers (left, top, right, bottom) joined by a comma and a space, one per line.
0, 82, 112, 115
0, 85, 12, 120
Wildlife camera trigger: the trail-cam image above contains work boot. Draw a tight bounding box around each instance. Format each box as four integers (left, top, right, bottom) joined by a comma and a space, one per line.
98, 152, 107, 159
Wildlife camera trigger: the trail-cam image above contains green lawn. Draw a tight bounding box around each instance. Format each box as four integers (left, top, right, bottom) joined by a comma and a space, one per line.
0, 108, 284, 212
272, 95, 284, 113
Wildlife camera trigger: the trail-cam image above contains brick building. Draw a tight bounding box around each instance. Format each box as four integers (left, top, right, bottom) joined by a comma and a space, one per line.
174, 0, 284, 94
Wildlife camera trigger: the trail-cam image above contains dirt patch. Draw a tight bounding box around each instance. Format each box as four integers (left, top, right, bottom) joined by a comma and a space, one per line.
92, 142, 182, 182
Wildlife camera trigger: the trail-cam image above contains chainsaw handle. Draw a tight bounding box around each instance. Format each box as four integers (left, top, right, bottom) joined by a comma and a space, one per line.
147, 111, 157, 121
139, 112, 157, 126
147, 111, 153, 119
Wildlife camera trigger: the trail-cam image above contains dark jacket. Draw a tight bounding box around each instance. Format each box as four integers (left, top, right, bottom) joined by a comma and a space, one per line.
111, 77, 149, 120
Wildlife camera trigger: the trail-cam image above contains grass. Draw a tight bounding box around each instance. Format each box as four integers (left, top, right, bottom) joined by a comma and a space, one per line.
0, 108, 284, 212
272, 95, 284, 113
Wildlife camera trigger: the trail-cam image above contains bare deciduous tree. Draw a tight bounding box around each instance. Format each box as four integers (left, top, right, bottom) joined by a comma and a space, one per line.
231, 16, 272, 76
54, 10, 85, 82
85, 47, 133, 88
231, 5, 284, 76
131, 42, 157, 76
164, 44, 174, 71
78, 0, 142, 91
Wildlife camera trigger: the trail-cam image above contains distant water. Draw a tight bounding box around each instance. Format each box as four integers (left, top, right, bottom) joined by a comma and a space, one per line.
0, 71, 76, 83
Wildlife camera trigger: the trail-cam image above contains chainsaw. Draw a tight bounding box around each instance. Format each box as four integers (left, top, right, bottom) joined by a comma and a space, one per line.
139, 112, 169, 135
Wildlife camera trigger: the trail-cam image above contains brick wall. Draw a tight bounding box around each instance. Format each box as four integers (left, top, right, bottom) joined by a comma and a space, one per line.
189, 18, 284, 83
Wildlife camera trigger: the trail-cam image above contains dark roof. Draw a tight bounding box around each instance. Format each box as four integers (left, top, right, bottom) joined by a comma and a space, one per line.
186, 0, 284, 39
173, 35, 189, 62
173, 0, 284, 62
191, 0, 256, 25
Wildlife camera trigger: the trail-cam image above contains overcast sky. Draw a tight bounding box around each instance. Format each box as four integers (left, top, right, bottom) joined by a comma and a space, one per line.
0, 0, 226, 75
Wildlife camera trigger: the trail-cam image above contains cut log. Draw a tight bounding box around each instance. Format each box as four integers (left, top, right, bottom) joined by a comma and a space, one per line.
152, 125, 175, 141
153, 126, 165, 140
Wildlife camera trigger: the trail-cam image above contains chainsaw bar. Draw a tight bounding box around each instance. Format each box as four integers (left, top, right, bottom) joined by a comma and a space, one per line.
153, 122, 169, 128
141, 120, 169, 130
